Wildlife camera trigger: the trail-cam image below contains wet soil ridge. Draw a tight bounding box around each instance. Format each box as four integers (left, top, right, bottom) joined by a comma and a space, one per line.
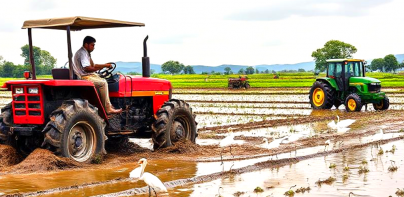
157, 139, 199, 154
18, 136, 403, 197
9, 149, 81, 173
195, 112, 308, 117
198, 110, 404, 133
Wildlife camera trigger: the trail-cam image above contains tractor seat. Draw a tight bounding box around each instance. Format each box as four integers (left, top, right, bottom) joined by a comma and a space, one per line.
52, 68, 77, 79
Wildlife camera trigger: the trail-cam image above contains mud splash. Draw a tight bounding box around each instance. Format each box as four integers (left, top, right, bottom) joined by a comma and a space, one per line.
157, 140, 200, 154
0, 145, 21, 168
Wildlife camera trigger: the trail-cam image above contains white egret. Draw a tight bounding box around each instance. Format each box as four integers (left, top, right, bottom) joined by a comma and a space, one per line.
219, 127, 237, 163
261, 138, 270, 149
264, 136, 287, 148
219, 128, 235, 147
324, 139, 331, 151
129, 166, 142, 180
327, 115, 355, 134
281, 134, 303, 144
372, 129, 384, 147
137, 158, 167, 196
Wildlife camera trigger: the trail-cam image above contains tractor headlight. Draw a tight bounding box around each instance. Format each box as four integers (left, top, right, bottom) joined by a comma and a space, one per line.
370, 83, 379, 86
15, 87, 24, 94
28, 87, 38, 94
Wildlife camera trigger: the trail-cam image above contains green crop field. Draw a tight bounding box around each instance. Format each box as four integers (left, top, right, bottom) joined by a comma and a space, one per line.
0, 73, 403, 88
152, 72, 404, 88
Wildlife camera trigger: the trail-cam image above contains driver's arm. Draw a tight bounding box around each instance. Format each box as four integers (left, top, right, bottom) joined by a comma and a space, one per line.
83, 57, 111, 72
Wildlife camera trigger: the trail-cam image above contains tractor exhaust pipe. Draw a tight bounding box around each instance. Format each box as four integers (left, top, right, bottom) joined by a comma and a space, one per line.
142, 35, 150, 77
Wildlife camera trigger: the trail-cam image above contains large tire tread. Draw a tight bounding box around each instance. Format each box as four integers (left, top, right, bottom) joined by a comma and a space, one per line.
309, 81, 335, 109
41, 99, 106, 162
152, 99, 197, 150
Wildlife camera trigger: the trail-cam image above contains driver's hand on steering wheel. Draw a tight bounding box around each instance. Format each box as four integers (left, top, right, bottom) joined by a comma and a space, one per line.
105, 63, 112, 68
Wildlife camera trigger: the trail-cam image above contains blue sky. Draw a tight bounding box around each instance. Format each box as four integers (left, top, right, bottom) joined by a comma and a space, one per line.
0, 0, 403, 67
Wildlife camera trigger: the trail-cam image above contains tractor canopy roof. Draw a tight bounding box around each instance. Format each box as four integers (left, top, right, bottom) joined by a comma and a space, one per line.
22, 16, 145, 31
326, 59, 364, 63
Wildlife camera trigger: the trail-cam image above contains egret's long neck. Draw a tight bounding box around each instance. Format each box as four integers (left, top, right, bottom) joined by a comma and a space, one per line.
140, 161, 147, 178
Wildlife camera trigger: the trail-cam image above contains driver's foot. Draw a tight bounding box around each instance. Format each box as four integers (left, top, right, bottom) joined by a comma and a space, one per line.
107, 107, 122, 114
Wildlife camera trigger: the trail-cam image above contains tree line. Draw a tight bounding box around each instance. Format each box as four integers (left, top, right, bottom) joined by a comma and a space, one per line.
0, 45, 56, 78
158, 61, 309, 75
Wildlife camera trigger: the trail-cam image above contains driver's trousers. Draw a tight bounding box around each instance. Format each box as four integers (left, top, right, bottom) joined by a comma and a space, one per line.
82, 74, 112, 110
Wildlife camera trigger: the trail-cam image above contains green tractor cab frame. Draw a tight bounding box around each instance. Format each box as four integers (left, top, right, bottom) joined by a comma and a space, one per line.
309, 59, 389, 112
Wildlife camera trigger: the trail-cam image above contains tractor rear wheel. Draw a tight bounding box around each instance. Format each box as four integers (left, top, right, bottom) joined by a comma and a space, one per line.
0, 103, 15, 146
345, 93, 363, 112
42, 99, 106, 163
309, 81, 335, 109
373, 96, 389, 110
152, 99, 197, 150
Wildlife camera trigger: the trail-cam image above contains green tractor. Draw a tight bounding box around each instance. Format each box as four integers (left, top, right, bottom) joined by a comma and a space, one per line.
309, 59, 389, 112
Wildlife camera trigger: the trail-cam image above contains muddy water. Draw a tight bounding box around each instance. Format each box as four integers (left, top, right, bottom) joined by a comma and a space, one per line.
172, 140, 404, 197
2, 135, 403, 196
0, 160, 197, 196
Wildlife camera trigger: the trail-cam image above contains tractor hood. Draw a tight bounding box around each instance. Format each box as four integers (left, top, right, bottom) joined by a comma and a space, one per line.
350, 77, 381, 84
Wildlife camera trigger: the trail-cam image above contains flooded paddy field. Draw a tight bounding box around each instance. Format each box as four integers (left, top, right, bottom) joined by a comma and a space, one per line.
1, 88, 404, 197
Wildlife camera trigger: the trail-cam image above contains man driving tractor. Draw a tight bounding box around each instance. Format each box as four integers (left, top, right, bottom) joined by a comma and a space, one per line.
73, 36, 122, 114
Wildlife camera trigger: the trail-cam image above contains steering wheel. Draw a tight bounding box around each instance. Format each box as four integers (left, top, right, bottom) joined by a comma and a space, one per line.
98, 62, 116, 78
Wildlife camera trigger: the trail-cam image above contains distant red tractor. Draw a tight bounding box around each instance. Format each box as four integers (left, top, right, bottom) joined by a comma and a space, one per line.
0, 17, 197, 162
228, 76, 250, 89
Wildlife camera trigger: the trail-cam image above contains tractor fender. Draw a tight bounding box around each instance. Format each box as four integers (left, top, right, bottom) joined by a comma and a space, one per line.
70, 86, 109, 122
315, 78, 339, 91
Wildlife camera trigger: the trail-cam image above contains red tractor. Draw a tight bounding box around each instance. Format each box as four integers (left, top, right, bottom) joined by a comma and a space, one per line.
0, 17, 197, 163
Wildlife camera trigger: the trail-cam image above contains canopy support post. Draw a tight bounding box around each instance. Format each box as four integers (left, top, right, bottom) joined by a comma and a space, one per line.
28, 28, 36, 80
67, 26, 73, 80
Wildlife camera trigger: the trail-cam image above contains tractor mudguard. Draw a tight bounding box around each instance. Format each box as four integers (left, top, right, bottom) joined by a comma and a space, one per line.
316, 78, 339, 91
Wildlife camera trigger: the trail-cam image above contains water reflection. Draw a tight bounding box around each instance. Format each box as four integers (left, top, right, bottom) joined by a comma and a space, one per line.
176, 140, 404, 197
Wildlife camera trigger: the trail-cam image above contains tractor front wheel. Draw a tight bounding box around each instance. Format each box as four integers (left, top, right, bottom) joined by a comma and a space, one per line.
152, 99, 197, 150
42, 99, 106, 163
373, 96, 389, 111
345, 93, 363, 112
245, 83, 250, 89
309, 81, 335, 109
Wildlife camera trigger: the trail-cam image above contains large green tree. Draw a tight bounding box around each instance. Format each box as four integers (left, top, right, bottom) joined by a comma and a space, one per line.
21, 44, 57, 75
224, 67, 232, 75
183, 65, 195, 74
370, 58, 385, 71
161, 60, 185, 74
238, 68, 245, 74
383, 54, 399, 73
246, 66, 255, 74
311, 40, 357, 72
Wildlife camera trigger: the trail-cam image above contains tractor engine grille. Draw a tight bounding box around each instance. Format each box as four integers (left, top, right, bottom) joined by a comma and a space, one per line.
368, 83, 381, 93
12, 85, 44, 124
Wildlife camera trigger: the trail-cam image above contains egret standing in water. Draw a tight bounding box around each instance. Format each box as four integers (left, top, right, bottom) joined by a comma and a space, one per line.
327, 115, 356, 134
219, 127, 236, 164
324, 139, 331, 151
372, 129, 384, 148
129, 165, 142, 180
135, 158, 167, 196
